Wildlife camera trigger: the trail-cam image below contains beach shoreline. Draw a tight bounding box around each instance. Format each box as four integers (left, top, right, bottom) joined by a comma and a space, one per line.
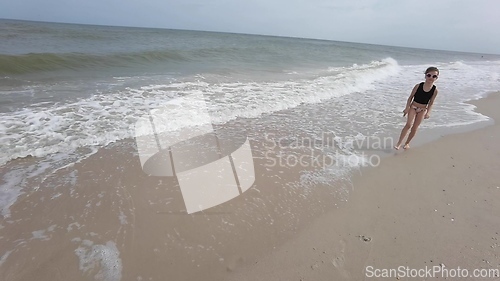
3, 19, 500, 281
226, 91, 500, 280
1, 91, 499, 281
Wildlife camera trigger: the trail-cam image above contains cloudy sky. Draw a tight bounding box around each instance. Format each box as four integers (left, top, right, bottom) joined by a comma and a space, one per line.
1, 0, 499, 54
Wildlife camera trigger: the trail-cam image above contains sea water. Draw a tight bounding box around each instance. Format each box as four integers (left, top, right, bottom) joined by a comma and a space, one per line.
1, 18, 500, 215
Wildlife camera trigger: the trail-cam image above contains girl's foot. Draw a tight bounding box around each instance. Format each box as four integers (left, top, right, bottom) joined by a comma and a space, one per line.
403, 144, 410, 149
394, 143, 402, 150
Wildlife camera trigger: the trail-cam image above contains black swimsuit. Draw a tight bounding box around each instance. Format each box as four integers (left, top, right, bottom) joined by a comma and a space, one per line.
413, 82, 436, 105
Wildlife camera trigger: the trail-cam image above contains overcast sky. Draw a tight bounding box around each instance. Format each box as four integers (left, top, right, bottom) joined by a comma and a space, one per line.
1, 0, 499, 54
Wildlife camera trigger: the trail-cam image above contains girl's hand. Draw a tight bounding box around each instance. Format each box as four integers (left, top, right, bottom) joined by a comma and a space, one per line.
424, 113, 430, 119
403, 108, 409, 117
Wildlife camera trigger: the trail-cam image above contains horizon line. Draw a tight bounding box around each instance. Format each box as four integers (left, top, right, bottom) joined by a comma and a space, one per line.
1, 17, 499, 56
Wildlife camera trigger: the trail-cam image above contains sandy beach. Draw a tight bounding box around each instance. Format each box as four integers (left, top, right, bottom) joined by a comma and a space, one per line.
3, 18, 500, 281
227, 92, 500, 280
1, 91, 499, 281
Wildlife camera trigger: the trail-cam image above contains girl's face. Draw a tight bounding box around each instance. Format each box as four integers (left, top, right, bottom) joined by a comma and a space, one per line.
425, 71, 439, 82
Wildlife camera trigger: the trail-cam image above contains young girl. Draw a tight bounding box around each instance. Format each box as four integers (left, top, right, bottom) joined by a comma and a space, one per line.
394, 67, 439, 150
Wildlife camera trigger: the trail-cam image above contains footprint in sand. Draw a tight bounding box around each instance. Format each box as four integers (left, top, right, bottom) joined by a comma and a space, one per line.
331, 239, 350, 279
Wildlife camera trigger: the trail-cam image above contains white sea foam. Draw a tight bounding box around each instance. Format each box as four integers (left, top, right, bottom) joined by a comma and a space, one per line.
4, 57, 498, 170
1, 59, 499, 216
0, 58, 399, 166
0, 250, 13, 267
67, 222, 82, 232
31, 224, 57, 241
0, 169, 26, 218
0, 150, 95, 218
0, 160, 55, 217
74, 240, 123, 281
32, 229, 49, 240
118, 211, 128, 225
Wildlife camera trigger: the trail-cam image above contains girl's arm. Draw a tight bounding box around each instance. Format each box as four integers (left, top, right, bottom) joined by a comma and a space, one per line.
403, 84, 419, 115
425, 88, 439, 118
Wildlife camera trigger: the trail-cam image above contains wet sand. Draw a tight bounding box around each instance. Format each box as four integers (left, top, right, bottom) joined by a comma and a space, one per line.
227, 92, 500, 280
0, 121, 351, 281
1, 93, 499, 281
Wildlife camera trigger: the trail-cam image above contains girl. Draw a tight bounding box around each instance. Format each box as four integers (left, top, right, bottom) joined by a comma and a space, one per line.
395, 67, 439, 150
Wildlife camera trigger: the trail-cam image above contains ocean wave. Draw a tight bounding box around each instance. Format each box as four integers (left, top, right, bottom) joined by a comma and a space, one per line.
0, 58, 400, 165
0, 44, 302, 76
0, 51, 190, 75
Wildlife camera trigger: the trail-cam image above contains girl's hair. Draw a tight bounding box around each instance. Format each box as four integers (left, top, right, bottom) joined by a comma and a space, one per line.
425, 66, 439, 74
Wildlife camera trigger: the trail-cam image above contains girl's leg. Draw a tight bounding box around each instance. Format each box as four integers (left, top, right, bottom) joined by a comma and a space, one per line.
404, 110, 427, 148
395, 108, 416, 149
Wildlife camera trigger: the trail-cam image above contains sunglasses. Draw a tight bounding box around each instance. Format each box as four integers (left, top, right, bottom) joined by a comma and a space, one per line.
426, 73, 438, 79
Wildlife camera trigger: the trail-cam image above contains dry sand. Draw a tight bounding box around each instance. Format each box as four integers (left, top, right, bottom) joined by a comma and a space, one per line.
227, 92, 500, 280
